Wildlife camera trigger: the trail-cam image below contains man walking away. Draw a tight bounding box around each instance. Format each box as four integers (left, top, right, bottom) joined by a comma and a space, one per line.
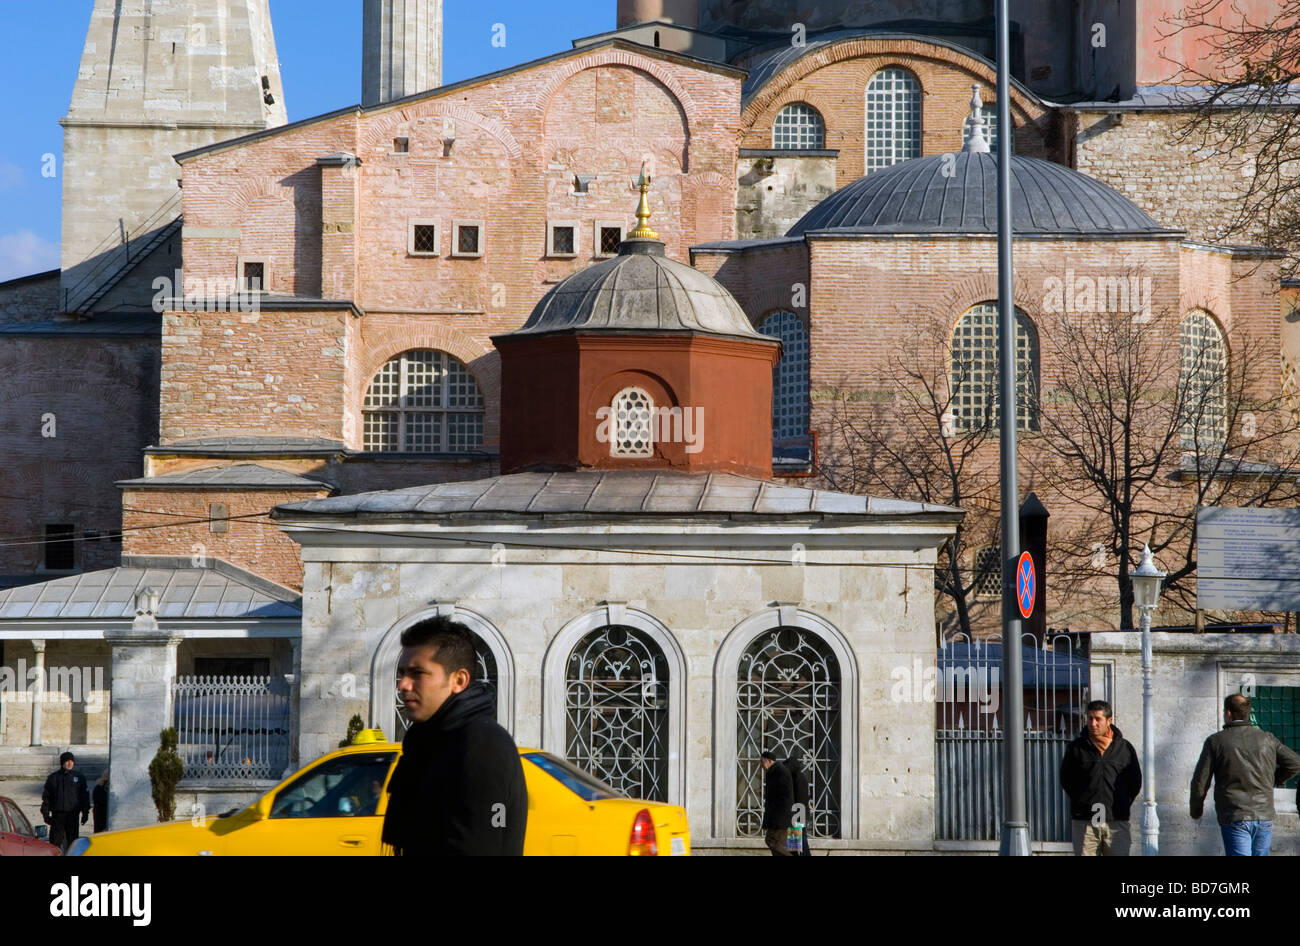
1059, 700, 1141, 856
759, 750, 794, 856
1190, 693, 1300, 856
381, 616, 527, 855
41, 751, 90, 853
785, 753, 812, 856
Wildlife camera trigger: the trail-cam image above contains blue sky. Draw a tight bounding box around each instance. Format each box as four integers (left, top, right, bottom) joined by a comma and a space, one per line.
0, 0, 615, 280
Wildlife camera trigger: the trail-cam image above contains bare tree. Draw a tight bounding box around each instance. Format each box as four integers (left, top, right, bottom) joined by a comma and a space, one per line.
1031, 303, 1300, 629
1160, 1, 1300, 264
817, 316, 1004, 638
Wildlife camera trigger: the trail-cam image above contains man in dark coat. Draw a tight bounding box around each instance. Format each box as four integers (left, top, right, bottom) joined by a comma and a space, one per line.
381, 617, 527, 855
1059, 700, 1141, 856
759, 750, 794, 856
785, 753, 812, 856
40, 751, 90, 853
1190, 693, 1300, 856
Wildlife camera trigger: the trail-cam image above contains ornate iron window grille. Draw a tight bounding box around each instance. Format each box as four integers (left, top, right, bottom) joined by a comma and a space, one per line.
736, 627, 841, 838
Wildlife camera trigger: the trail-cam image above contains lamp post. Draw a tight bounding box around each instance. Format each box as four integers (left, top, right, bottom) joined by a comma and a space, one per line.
1131, 544, 1165, 856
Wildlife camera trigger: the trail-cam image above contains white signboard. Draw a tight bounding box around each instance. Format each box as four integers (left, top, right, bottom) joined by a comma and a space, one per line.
1197, 506, 1300, 611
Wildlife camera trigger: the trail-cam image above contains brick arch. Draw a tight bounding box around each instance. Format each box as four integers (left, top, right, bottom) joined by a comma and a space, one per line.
226, 175, 295, 216
933, 272, 1046, 328
532, 49, 700, 157
360, 103, 522, 164
766, 97, 835, 145
1181, 306, 1232, 359
742, 37, 1043, 129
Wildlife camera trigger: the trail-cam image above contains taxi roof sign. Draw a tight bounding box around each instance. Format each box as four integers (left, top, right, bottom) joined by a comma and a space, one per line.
350, 727, 388, 745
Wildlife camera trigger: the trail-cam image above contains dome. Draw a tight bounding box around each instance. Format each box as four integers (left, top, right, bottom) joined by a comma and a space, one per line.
787, 152, 1178, 237
509, 238, 771, 341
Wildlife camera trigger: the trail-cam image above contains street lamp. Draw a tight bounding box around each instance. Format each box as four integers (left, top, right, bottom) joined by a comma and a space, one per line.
1131, 544, 1165, 856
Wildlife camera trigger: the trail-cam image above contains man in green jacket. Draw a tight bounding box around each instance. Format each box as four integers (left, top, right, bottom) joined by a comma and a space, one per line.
1190, 693, 1300, 856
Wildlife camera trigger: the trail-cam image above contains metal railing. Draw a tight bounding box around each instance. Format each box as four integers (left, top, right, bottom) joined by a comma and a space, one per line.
62, 191, 182, 313
934, 633, 1089, 842
172, 675, 290, 780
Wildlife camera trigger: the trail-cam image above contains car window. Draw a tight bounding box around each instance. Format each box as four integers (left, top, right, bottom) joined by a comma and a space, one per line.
4, 801, 33, 836
522, 752, 623, 802
0, 801, 12, 834
269, 753, 394, 819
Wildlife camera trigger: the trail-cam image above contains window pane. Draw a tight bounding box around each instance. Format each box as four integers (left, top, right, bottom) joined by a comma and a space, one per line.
612, 388, 654, 457
412, 224, 437, 253
973, 546, 1001, 598
446, 412, 483, 452
44, 524, 75, 570
402, 349, 442, 408
865, 68, 921, 174
403, 412, 440, 451
759, 311, 810, 441
552, 226, 574, 255
243, 262, 265, 291
364, 412, 399, 451
269, 754, 394, 819
949, 304, 1038, 432
773, 102, 825, 150
600, 227, 623, 254
363, 358, 401, 409
1248, 686, 1300, 787
457, 225, 480, 254
1179, 311, 1227, 449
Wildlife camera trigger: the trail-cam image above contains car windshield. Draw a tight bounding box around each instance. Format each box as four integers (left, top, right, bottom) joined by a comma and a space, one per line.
5, 801, 34, 836
523, 752, 623, 802
269, 753, 394, 819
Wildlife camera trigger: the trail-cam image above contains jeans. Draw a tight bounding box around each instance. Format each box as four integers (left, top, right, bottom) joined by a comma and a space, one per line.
1220, 820, 1272, 856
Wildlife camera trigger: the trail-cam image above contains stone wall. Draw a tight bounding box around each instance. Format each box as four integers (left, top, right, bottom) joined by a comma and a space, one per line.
1091, 631, 1300, 856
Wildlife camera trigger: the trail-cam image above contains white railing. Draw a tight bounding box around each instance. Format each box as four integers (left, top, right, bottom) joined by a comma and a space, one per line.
172, 675, 290, 780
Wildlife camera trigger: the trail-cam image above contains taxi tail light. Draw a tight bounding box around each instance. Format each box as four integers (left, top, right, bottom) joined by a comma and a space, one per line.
628, 808, 658, 856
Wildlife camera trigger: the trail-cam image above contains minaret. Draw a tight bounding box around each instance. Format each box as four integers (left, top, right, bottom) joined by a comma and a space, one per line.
363, 0, 443, 107
60, 0, 287, 311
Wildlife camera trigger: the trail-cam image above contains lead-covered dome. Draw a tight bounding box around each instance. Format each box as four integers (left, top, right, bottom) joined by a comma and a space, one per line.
510, 238, 770, 341
787, 151, 1179, 238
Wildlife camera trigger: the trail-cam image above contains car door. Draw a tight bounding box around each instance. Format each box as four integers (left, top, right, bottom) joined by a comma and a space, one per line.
0, 800, 24, 856
220, 752, 396, 855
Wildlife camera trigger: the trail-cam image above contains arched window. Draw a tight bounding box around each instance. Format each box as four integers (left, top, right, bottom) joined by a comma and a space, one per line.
393, 634, 497, 737
611, 386, 654, 457
949, 303, 1039, 432
736, 627, 842, 838
362, 349, 484, 452
564, 625, 670, 801
759, 311, 810, 444
1179, 310, 1228, 449
864, 67, 922, 174
772, 102, 826, 150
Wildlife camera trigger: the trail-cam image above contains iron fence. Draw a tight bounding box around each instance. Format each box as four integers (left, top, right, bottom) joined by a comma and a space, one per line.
172, 675, 291, 780
935, 633, 1089, 842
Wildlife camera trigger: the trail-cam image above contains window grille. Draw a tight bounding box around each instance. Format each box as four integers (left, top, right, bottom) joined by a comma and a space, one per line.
1179, 310, 1228, 449
772, 103, 826, 150
362, 350, 484, 452
759, 311, 810, 441
972, 545, 1001, 598
612, 387, 654, 457
949, 303, 1039, 432
864, 68, 922, 174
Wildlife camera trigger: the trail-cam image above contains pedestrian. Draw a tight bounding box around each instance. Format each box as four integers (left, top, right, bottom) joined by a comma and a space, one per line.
381, 616, 527, 855
40, 751, 90, 854
1059, 700, 1141, 856
785, 752, 812, 856
1190, 693, 1300, 856
759, 750, 794, 856
92, 769, 109, 833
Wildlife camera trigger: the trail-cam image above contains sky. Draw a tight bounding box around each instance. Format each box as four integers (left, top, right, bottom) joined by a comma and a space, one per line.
0, 0, 616, 281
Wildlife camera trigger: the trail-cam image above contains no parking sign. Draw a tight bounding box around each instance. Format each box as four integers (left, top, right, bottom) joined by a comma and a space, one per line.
1016, 551, 1035, 619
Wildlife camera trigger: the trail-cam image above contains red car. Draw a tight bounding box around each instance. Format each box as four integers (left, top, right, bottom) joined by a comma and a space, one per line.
0, 796, 60, 856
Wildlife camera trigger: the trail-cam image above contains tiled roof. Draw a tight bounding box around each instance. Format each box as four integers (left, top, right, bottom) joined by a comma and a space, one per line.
0, 557, 300, 620
787, 152, 1180, 237
116, 463, 335, 491
271, 470, 962, 519
146, 437, 346, 456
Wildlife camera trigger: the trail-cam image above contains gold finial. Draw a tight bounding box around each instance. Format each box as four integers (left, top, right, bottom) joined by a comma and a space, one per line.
628, 161, 659, 240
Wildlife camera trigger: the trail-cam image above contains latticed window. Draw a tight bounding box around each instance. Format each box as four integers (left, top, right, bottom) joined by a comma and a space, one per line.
395, 636, 495, 736
772, 102, 826, 149
962, 105, 1008, 152
864, 67, 922, 174
759, 311, 810, 441
564, 625, 670, 801
972, 545, 1001, 598
1179, 310, 1228, 449
363, 349, 484, 452
1283, 349, 1300, 424
1245, 685, 1300, 787
949, 303, 1039, 432
611, 387, 654, 457
736, 627, 841, 838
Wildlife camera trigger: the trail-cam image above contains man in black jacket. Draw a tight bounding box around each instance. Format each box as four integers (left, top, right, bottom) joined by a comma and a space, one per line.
381, 617, 527, 855
759, 750, 794, 856
40, 751, 90, 853
1190, 693, 1300, 856
1059, 700, 1141, 856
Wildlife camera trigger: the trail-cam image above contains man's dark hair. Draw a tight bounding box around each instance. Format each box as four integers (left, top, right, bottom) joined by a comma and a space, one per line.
1225, 693, 1251, 721
760, 750, 777, 761
399, 616, 477, 681
1085, 700, 1112, 719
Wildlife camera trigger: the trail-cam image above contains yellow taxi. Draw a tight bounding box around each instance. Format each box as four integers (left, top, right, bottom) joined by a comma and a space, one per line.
67, 730, 689, 856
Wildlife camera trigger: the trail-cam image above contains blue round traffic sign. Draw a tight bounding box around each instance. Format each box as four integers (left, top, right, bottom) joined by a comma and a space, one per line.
1016, 551, 1035, 619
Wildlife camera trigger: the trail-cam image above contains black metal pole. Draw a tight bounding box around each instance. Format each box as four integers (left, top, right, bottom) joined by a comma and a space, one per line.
996, 0, 1029, 857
